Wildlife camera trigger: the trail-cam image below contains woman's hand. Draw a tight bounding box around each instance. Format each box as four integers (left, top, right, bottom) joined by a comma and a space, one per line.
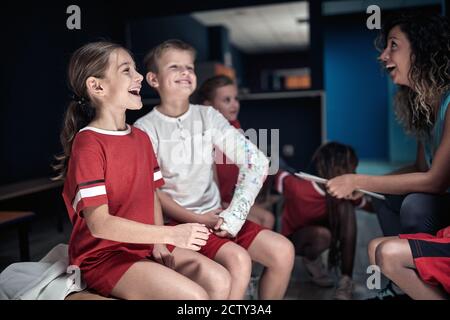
152, 244, 175, 269
326, 174, 358, 199
169, 223, 210, 251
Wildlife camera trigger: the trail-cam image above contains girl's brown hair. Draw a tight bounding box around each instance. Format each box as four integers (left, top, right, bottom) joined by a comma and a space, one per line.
53, 41, 124, 180
310, 142, 358, 270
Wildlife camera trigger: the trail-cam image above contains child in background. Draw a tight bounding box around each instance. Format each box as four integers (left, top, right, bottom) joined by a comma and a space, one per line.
135, 39, 295, 300
275, 142, 371, 300
55, 41, 231, 300
196, 75, 275, 230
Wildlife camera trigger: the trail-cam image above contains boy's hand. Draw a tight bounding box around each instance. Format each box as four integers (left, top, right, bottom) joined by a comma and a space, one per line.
214, 229, 234, 238
152, 244, 175, 269
199, 208, 223, 229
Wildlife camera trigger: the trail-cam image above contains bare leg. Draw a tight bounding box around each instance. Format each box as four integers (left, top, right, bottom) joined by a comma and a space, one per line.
376, 239, 448, 300
368, 236, 397, 266
214, 242, 252, 299
247, 204, 275, 230
111, 259, 209, 299
247, 230, 295, 299
171, 247, 231, 300
289, 226, 331, 260
65, 291, 115, 300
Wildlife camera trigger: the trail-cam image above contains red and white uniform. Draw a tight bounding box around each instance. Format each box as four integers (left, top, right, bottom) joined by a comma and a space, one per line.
62, 125, 164, 296
275, 171, 366, 237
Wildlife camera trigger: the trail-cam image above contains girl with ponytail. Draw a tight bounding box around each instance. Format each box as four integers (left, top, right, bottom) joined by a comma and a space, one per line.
55, 42, 231, 299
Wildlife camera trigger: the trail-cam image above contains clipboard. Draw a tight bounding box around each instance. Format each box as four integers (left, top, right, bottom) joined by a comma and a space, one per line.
295, 172, 386, 200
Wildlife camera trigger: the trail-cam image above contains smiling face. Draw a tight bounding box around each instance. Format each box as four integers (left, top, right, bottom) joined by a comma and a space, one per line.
209, 84, 240, 122
379, 25, 412, 87
91, 48, 144, 111
146, 49, 197, 99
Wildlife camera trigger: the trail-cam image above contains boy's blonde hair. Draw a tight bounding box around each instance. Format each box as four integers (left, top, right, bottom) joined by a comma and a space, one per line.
143, 39, 197, 73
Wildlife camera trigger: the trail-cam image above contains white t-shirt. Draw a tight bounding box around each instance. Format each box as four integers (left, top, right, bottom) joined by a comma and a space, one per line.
134, 104, 236, 213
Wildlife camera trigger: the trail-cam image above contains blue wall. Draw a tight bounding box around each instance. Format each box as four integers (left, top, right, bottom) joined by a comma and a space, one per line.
324, 17, 389, 160
387, 80, 417, 163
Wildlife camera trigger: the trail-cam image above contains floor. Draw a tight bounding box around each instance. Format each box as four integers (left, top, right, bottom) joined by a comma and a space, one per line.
0, 160, 398, 300
0, 206, 386, 300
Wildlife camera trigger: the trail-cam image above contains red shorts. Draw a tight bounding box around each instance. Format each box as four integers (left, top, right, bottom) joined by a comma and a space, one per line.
400, 226, 450, 294
81, 245, 174, 297
169, 220, 265, 260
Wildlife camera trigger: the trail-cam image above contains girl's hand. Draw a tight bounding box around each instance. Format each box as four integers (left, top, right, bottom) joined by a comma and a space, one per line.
152, 244, 175, 269
326, 174, 357, 199
170, 223, 210, 251
199, 208, 223, 229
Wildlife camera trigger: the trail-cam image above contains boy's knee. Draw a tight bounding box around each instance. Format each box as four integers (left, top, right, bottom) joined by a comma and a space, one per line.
267, 236, 295, 270
229, 247, 252, 273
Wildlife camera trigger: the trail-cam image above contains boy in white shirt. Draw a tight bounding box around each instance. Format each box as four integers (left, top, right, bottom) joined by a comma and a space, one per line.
134, 39, 294, 299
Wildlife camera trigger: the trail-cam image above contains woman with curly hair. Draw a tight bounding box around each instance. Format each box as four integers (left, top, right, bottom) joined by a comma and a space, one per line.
327, 13, 450, 299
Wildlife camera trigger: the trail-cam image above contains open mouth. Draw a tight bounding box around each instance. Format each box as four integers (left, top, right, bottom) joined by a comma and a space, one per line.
175, 79, 191, 85
385, 65, 396, 74
128, 88, 141, 96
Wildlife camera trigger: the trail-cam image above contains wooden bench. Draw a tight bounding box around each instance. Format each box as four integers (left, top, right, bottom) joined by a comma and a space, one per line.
0, 211, 36, 261
0, 177, 64, 261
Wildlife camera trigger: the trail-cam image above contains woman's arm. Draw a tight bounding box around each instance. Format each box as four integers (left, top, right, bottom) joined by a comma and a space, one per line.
327, 106, 450, 197
82, 204, 209, 250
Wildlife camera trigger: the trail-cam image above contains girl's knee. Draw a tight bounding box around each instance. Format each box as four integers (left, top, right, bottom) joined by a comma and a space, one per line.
314, 226, 332, 247
189, 286, 210, 300
209, 266, 232, 298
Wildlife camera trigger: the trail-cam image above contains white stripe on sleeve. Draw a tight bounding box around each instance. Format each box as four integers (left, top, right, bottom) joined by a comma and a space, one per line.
276, 171, 290, 194
153, 170, 163, 181
72, 185, 107, 211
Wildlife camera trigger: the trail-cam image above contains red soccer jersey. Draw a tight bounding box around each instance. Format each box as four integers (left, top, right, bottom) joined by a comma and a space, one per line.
275, 171, 365, 236
62, 125, 164, 270
215, 120, 241, 204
